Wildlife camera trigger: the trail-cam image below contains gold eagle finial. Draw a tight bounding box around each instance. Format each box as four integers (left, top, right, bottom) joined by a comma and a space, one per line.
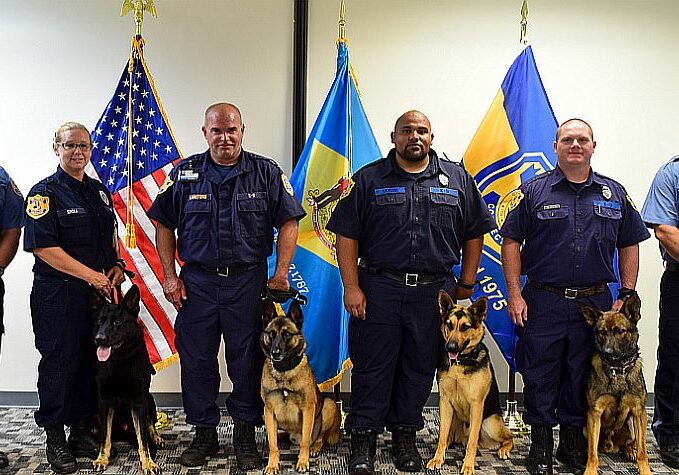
121, 0, 158, 37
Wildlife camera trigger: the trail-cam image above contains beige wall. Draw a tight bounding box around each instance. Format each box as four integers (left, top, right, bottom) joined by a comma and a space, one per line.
1, 0, 677, 395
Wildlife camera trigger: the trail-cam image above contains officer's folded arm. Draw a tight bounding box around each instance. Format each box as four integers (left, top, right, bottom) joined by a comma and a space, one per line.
32, 246, 112, 294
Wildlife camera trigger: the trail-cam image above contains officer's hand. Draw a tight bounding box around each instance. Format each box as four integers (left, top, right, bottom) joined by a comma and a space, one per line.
88, 271, 113, 297
344, 285, 366, 320
267, 274, 290, 292
163, 275, 187, 309
454, 286, 474, 301
507, 294, 528, 327
611, 299, 624, 312
106, 265, 125, 286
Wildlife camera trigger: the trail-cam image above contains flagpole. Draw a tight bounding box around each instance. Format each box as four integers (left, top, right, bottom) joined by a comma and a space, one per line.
504, 0, 531, 436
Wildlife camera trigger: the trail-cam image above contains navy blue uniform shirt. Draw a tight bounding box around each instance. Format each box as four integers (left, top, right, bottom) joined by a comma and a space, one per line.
147, 150, 306, 267
499, 166, 650, 287
327, 149, 495, 273
0, 166, 25, 231
23, 166, 118, 277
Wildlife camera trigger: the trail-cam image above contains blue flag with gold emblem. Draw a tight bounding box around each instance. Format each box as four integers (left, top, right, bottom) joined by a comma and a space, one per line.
462, 45, 557, 372
277, 39, 381, 390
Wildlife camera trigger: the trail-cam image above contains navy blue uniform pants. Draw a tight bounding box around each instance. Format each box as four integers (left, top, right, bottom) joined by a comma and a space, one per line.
175, 263, 266, 428
346, 271, 455, 432
653, 269, 679, 446
31, 275, 97, 427
516, 284, 610, 427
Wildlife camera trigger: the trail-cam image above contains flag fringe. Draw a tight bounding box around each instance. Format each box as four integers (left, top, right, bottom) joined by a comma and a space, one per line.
153, 352, 179, 372
317, 358, 352, 392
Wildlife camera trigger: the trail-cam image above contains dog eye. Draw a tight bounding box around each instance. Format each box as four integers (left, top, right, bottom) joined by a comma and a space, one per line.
460, 324, 470, 331
113, 319, 122, 327
281, 331, 291, 340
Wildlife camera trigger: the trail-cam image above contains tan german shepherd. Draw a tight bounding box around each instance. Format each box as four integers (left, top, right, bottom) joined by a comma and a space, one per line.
427, 291, 513, 475
260, 299, 341, 474
580, 293, 651, 475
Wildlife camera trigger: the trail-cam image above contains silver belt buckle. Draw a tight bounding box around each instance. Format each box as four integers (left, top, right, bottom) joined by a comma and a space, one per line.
405, 273, 418, 286
564, 288, 578, 299
217, 267, 230, 277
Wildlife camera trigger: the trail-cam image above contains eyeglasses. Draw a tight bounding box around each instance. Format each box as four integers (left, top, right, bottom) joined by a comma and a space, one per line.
57, 142, 92, 151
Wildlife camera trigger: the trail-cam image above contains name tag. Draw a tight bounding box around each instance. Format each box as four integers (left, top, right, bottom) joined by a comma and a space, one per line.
374, 187, 405, 196
543, 204, 561, 210
189, 194, 208, 200
179, 170, 200, 182
593, 200, 621, 210
430, 187, 458, 196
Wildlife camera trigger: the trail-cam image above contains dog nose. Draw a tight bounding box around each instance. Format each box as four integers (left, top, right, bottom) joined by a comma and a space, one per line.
95, 334, 106, 346
445, 342, 459, 353
271, 347, 282, 357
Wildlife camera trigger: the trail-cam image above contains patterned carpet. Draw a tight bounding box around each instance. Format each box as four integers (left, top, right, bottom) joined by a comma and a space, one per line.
1, 406, 677, 474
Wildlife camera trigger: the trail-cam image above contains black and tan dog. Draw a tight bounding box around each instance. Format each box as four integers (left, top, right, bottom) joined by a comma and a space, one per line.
260, 298, 341, 474
580, 292, 651, 475
91, 284, 163, 475
427, 291, 514, 475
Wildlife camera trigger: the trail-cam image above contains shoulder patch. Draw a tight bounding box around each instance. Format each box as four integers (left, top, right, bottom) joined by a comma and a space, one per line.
158, 175, 174, 194
26, 194, 50, 219
10, 180, 22, 198
281, 173, 294, 196
339, 177, 354, 201
496, 189, 525, 228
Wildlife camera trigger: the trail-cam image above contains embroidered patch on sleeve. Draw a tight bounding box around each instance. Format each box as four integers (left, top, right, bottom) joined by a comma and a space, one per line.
26, 195, 50, 219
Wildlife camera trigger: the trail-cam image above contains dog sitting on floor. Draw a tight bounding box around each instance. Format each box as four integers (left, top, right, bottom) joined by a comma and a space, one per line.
580, 292, 651, 475
91, 284, 163, 475
260, 298, 341, 474
426, 291, 514, 475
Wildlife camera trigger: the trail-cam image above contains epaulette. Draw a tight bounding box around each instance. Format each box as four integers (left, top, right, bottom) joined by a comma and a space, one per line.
669, 155, 679, 163
354, 157, 387, 175
176, 156, 200, 170
439, 151, 460, 164
522, 170, 552, 187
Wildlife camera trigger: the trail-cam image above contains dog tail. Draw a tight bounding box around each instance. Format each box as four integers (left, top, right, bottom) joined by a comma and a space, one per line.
324, 398, 341, 446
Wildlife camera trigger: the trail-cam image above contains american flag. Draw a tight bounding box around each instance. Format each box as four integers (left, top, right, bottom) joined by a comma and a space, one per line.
88, 37, 181, 370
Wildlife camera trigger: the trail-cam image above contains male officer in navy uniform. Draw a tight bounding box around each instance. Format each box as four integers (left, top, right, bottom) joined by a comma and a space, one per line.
328, 110, 495, 475
147, 103, 305, 469
0, 166, 24, 470
641, 155, 679, 469
500, 118, 650, 474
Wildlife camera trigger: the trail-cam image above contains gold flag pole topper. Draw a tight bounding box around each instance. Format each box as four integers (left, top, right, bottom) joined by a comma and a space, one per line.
519, 0, 529, 45
120, 0, 157, 248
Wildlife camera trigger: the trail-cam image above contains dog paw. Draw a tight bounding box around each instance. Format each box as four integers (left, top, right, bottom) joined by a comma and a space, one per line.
461, 460, 476, 475
295, 459, 310, 472
151, 434, 165, 449
93, 455, 109, 471
583, 467, 598, 475
426, 457, 444, 470
497, 446, 511, 459
264, 463, 280, 475
142, 459, 162, 475
623, 445, 637, 461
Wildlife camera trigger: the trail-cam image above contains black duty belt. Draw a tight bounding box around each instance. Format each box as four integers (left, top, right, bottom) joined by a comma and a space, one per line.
358, 261, 449, 287
528, 281, 609, 299
666, 262, 679, 273
196, 263, 260, 277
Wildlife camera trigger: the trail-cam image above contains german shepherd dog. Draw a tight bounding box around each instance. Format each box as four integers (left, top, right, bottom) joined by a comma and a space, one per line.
260, 298, 341, 474
90, 284, 163, 475
580, 292, 651, 475
427, 291, 514, 475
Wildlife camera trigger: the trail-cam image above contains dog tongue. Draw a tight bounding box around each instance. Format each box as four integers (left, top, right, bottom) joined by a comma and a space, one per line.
97, 346, 112, 362
448, 352, 459, 362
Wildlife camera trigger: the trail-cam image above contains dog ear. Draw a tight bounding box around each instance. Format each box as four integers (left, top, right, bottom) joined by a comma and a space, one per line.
90, 288, 107, 311
580, 302, 602, 327
287, 300, 304, 328
262, 298, 278, 325
621, 291, 642, 323
469, 296, 488, 323
122, 284, 141, 316
438, 289, 455, 319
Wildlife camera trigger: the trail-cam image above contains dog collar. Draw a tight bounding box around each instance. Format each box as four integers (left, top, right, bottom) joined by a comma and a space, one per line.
452, 342, 488, 367
272, 353, 304, 372
600, 346, 639, 377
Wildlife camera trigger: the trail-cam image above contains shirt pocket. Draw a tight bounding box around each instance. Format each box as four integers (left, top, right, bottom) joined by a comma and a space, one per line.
57, 209, 90, 245
237, 192, 269, 238
374, 187, 406, 224
430, 187, 460, 230
593, 201, 622, 242
183, 197, 212, 240
535, 207, 570, 236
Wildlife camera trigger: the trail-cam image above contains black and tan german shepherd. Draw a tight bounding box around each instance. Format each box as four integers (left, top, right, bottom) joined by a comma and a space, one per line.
91, 284, 163, 475
580, 292, 651, 475
427, 291, 514, 475
260, 298, 341, 474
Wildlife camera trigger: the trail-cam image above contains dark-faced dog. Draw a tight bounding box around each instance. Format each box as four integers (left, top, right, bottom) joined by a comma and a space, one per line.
260, 299, 341, 474
580, 293, 651, 475
427, 291, 514, 475
91, 284, 163, 475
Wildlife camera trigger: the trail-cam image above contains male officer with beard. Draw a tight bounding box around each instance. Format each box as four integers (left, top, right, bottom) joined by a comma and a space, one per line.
328, 110, 495, 475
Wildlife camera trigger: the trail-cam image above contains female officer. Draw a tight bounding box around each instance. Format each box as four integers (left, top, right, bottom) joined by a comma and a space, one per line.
24, 122, 125, 474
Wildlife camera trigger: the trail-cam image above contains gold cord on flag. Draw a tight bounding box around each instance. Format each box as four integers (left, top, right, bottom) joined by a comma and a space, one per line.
520, 0, 529, 45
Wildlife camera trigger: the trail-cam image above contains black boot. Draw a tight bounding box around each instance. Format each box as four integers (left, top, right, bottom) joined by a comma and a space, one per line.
179, 427, 220, 467
527, 425, 554, 475
556, 425, 586, 473
45, 425, 77, 474
349, 429, 377, 475
0, 450, 8, 469
233, 420, 262, 470
391, 427, 422, 472
67, 418, 100, 459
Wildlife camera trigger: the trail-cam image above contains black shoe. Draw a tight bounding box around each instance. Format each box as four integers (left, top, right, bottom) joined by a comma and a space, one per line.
391, 427, 422, 472
233, 420, 262, 470
555, 425, 586, 473
45, 425, 77, 474
660, 444, 679, 469
526, 425, 554, 475
349, 429, 376, 475
179, 427, 220, 467
0, 450, 8, 469
67, 419, 101, 460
